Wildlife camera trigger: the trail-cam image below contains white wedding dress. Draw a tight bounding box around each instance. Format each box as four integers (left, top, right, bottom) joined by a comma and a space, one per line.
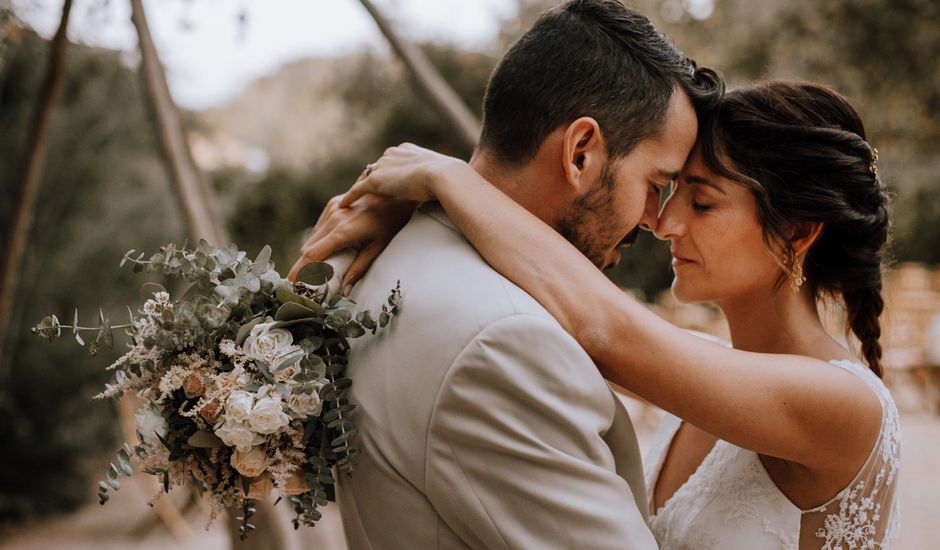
643, 360, 901, 549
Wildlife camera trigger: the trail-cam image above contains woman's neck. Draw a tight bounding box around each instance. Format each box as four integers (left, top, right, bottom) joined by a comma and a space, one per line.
718, 286, 848, 361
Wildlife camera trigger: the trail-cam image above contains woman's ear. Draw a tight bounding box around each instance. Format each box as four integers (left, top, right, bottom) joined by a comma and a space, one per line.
791, 221, 824, 256
562, 117, 608, 195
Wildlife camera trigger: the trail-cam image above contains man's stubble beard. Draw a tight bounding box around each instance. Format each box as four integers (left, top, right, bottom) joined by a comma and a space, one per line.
555, 165, 627, 270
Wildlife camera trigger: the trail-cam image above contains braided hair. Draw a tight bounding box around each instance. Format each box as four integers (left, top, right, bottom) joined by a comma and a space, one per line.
698, 81, 890, 376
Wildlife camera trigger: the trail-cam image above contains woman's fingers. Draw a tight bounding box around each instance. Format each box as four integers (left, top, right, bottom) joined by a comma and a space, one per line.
340, 178, 371, 207
340, 242, 384, 295
313, 194, 343, 232
287, 232, 346, 281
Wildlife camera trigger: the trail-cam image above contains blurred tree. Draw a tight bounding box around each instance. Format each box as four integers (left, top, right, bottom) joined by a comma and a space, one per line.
0, 28, 183, 521
225, 43, 496, 275
0, 0, 72, 379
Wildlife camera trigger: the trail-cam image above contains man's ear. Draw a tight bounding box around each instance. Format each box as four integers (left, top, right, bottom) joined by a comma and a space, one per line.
791, 221, 824, 256
562, 117, 607, 195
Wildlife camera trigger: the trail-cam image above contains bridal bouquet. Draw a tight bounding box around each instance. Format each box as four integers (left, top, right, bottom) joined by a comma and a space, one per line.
31, 241, 400, 538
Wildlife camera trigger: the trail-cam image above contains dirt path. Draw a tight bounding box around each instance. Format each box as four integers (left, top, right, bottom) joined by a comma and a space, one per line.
2, 411, 935, 549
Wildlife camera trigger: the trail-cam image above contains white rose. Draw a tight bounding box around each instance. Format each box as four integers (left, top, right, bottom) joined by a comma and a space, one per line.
248, 397, 290, 434
243, 322, 299, 365
135, 405, 168, 447
215, 420, 263, 453
287, 392, 322, 418
225, 390, 255, 423
230, 446, 268, 478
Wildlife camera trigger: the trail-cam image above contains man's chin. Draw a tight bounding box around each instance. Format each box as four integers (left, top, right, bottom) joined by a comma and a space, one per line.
599, 250, 622, 271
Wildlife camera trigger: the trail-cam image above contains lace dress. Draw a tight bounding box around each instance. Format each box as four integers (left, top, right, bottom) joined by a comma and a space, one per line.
643, 360, 901, 549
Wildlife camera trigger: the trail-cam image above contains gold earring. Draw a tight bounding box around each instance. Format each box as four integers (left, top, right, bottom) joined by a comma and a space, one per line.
790, 262, 806, 292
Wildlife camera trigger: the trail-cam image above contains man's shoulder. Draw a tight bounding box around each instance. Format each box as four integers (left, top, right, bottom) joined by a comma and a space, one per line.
360, 203, 557, 327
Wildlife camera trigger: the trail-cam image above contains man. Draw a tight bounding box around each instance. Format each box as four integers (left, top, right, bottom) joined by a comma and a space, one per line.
290, 1, 721, 547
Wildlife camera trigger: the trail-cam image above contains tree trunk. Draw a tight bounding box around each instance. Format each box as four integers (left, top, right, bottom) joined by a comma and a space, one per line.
358, 0, 480, 150
0, 0, 73, 376
129, 0, 227, 245
128, 2, 286, 548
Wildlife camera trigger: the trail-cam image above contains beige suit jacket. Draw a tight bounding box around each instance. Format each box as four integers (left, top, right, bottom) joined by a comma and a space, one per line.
336, 203, 656, 549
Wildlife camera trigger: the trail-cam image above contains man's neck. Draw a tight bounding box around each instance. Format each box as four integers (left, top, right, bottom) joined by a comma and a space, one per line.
469, 150, 559, 227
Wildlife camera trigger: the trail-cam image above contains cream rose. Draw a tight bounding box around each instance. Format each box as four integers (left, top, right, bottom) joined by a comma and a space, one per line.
287, 391, 322, 418
248, 396, 290, 434
274, 363, 301, 383
215, 420, 262, 453
225, 390, 254, 423
230, 446, 268, 478
243, 322, 301, 366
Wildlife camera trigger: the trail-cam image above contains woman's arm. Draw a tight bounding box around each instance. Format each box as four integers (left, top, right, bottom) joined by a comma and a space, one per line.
342, 144, 882, 475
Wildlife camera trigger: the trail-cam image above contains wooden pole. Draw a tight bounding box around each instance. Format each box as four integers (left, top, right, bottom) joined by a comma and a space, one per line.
0, 0, 73, 376
129, 0, 227, 245
358, 0, 480, 149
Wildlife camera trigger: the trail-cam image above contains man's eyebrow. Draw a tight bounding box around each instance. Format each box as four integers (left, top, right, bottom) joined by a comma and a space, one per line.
685, 174, 727, 194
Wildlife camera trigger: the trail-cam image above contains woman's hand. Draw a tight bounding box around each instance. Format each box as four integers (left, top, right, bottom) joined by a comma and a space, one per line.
339, 143, 470, 207
288, 143, 474, 291
287, 192, 418, 292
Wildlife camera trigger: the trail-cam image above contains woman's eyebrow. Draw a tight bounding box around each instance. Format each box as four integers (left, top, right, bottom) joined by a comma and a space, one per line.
685, 174, 727, 194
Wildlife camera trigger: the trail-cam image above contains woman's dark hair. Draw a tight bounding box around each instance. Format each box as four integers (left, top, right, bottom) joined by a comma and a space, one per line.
479, 0, 723, 166
698, 81, 890, 377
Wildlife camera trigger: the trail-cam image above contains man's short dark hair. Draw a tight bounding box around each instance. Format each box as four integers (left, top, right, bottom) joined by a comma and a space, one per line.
478, 0, 723, 166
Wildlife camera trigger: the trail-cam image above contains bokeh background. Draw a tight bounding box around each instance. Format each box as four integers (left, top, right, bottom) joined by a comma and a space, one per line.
1, 0, 938, 548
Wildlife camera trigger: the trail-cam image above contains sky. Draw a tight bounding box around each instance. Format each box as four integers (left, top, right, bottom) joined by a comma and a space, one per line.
12, 0, 517, 109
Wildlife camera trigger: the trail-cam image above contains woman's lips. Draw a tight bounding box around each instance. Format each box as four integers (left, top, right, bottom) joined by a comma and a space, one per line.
671, 254, 695, 268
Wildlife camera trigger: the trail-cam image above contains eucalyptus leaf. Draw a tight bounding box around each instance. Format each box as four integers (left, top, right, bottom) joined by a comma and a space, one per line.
274, 302, 318, 322
255, 360, 274, 382
235, 316, 264, 346
251, 245, 272, 276
274, 349, 305, 372
187, 430, 224, 448
296, 262, 334, 286
274, 288, 324, 314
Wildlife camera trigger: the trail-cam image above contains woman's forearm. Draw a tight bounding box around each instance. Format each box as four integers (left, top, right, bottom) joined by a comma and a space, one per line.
426, 167, 873, 467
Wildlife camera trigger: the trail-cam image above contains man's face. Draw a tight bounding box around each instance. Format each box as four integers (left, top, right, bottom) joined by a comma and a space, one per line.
556, 91, 699, 270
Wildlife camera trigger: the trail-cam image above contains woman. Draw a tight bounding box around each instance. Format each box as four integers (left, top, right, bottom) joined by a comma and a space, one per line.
294, 81, 900, 549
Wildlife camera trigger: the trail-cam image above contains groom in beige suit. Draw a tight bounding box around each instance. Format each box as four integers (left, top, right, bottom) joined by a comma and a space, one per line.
300, 1, 722, 548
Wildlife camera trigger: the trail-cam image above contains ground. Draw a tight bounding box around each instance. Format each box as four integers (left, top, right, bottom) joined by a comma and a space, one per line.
2, 409, 935, 549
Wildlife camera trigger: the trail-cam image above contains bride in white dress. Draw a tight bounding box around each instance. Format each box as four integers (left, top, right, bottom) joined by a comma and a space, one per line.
292, 80, 901, 549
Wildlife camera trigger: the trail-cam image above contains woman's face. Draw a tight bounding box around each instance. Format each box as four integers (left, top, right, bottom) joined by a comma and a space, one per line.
655, 146, 785, 305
